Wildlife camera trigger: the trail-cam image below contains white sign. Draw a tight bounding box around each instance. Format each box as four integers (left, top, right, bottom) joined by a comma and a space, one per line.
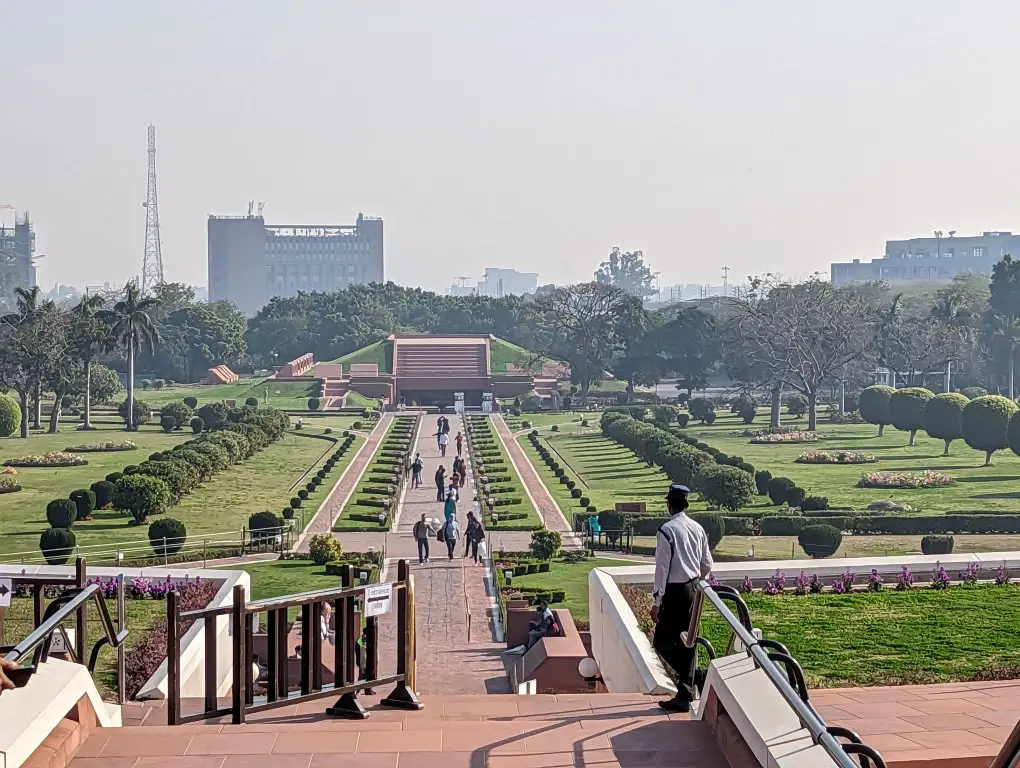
364, 584, 393, 617
49, 628, 68, 655
0, 579, 11, 608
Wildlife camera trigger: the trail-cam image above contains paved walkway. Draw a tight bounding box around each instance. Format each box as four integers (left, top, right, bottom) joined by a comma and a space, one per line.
294, 415, 392, 552
375, 413, 511, 694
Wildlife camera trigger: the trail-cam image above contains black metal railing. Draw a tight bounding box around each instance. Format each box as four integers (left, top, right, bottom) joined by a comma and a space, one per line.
586, 529, 633, 553
1, 557, 129, 703
683, 580, 887, 768
167, 559, 420, 725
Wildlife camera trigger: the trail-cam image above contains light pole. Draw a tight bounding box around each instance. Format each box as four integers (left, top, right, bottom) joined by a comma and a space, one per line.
934, 230, 943, 258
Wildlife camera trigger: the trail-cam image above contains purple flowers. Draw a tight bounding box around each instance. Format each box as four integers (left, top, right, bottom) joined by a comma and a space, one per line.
867, 569, 883, 592
88, 574, 205, 601
931, 562, 951, 590
896, 565, 914, 591
762, 579, 780, 596
739, 576, 754, 594
960, 562, 981, 586
772, 570, 787, 590
794, 570, 809, 596
832, 578, 847, 594
996, 564, 1010, 586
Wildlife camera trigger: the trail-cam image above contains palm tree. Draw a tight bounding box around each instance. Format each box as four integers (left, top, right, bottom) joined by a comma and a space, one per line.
73, 292, 110, 430
109, 283, 160, 431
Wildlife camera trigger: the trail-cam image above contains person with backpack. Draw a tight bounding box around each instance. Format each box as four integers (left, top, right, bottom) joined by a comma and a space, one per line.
411, 453, 424, 488
435, 465, 446, 501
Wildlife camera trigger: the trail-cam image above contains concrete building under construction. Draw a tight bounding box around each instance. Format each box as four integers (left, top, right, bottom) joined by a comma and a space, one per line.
0, 212, 38, 306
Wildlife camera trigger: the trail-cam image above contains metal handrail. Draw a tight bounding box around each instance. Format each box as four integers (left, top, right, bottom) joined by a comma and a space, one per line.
990, 715, 1020, 768
3, 583, 128, 680
684, 580, 862, 768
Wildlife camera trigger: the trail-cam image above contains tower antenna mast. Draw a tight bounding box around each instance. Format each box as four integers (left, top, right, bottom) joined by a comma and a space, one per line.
141, 124, 164, 293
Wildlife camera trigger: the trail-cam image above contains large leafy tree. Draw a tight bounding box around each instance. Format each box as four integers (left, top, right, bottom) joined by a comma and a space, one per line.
595, 248, 656, 299
109, 283, 160, 431
70, 292, 112, 430
152, 303, 246, 382
655, 306, 721, 397
986, 255, 1020, 398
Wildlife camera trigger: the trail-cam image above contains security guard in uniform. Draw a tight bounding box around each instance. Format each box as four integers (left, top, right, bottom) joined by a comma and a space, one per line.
651, 483, 714, 712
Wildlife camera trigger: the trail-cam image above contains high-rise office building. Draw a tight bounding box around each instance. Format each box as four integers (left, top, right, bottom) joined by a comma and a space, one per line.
208, 212, 383, 314
0, 212, 37, 308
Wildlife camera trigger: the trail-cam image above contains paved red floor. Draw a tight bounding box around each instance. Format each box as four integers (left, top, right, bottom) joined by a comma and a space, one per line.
75, 694, 724, 768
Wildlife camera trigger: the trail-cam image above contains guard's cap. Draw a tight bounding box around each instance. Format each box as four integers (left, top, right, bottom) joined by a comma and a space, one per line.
665, 483, 691, 502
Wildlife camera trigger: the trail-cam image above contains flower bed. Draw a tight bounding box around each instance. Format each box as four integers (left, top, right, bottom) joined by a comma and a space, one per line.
857, 470, 954, 489
733, 426, 801, 438
749, 431, 818, 444
64, 440, 138, 453
795, 449, 877, 465
734, 561, 1001, 596
4, 451, 88, 468
0, 477, 22, 494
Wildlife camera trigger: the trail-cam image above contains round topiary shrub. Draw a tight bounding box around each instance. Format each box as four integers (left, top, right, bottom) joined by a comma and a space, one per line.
90, 479, 115, 509
118, 398, 151, 427
190, 416, 205, 434
964, 395, 1019, 465
324, 427, 332, 434
183, 396, 198, 409
282, 506, 295, 520
149, 518, 187, 555
733, 394, 758, 425
46, 498, 76, 528
197, 402, 230, 430
352, 420, 364, 430
924, 392, 969, 455
0, 395, 22, 437
579, 496, 591, 507
245, 397, 259, 407
160, 402, 193, 430
689, 397, 715, 423
921, 535, 955, 555
308, 397, 321, 411
249, 511, 284, 539
960, 387, 987, 400
1003, 410, 1020, 462
160, 415, 177, 433
800, 495, 828, 511
859, 385, 894, 436
39, 528, 76, 565
113, 474, 171, 524
106, 471, 123, 483
888, 387, 934, 446
798, 524, 842, 559
68, 489, 96, 521
785, 394, 808, 418
551, 424, 559, 432
586, 505, 597, 513
767, 476, 795, 506
754, 469, 772, 496
786, 486, 807, 508
695, 465, 756, 512
570, 488, 582, 498
298, 489, 309, 500
291, 496, 302, 508
692, 514, 726, 550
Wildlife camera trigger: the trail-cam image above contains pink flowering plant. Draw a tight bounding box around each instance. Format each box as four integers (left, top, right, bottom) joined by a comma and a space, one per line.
895, 565, 914, 590
739, 576, 754, 594
794, 571, 809, 596
930, 562, 951, 590
749, 430, 818, 444
857, 470, 954, 488
795, 449, 878, 465
996, 564, 1011, 586
961, 562, 980, 586
867, 569, 883, 592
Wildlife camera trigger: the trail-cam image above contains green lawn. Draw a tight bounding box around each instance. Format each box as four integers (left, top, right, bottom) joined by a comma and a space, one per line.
132, 379, 320, 409
684, 410, 1020, 513
234, 558, 344, 601
505, 413, 591, 431
330, 340, 393, 374
334, 416, 415, 532
0, 429, 331, 562
489, 338, 546, 373
510, 557, 628, 621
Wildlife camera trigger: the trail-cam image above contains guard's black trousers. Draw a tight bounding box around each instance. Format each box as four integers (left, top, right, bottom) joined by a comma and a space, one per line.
652, 581, 697, 703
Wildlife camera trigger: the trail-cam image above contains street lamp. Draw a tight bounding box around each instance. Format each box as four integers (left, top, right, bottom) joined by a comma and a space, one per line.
934, 230, 943, 259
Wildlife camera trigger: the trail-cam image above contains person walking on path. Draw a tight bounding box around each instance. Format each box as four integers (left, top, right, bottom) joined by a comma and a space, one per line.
436, 417, 444, 449
411, 453, 424, 488
435, 465, 447, 501
404, 451, 412, 480
444, 488, 458, 522
413, 513, 435, 564
446, 481, 460, 503
437, 430, 449, 457
443, 511, 460, 560
455, 431, 464, 456
651, 483, 714, 713
464, 511, 485, 563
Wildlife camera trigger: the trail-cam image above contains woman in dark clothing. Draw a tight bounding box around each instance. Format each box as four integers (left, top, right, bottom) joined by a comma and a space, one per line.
464, 511, 485, 563
435, 465, 446, 502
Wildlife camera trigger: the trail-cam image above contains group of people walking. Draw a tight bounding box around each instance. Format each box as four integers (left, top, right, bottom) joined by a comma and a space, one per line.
411, 416, 486, 565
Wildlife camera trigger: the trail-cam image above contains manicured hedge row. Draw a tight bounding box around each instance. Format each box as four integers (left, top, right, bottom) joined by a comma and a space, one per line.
759, 514, 1020, 536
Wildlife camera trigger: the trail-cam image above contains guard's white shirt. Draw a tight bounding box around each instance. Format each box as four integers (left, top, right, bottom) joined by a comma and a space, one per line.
653, 512, 714, 607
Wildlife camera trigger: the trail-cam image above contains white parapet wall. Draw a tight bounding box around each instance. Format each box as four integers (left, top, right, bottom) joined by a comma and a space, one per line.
0, 563, 249, 701
589, 551, 1020, 695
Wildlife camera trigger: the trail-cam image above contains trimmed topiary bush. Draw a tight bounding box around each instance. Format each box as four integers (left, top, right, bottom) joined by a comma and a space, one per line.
733, 394, 758, 425
309, 533, 343, 565
859, 385, 894, 436
40, 528, 76, 565
69, 489, 96, 521
696, 465, 756, 512
183, 396, 198, 409
530, 530, 562, 560
921, 535, 954, 555
282, 506, 295, 519
800, 495, 828, 511
160, 415, 176, 433
689, 397, 715, 423
798, 524, 842, 558
149, 518, 187, 555
245, 397, 259, 407
754, 469, 772, 496
90, 480, 115, 509
249, 511, 284, 539
767, 476, 795, 506
786, 486, 807, 508
118, 398, 151, 426
298, 489, 309, 500
46, 498, 76, 528
160, 402, 193, 430
190, 416, 205, 434
924, 392, 969, 455
291, 496, 302, 508
113, 474, 171, 524
960, 387, 987, 400
308, 397, 321, 411
0, 395, 21, 437
692, 514, 725, 550
963, 395, 1019, 465
889, 387, 934, 446
197, 402, 230, 430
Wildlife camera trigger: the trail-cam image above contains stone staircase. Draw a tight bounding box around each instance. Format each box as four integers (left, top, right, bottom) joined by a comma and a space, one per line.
395, 343, 487, 378
72, 693, 729, 768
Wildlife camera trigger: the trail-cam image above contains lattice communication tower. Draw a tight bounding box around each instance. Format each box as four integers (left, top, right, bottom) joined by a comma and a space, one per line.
141, 124, 164, 293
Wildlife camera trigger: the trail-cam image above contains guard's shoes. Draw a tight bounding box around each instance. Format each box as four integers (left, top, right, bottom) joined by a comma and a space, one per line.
658, 697, 691, 713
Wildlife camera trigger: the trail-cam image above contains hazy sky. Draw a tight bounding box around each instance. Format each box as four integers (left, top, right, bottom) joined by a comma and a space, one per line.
6, 1, 1020, 294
